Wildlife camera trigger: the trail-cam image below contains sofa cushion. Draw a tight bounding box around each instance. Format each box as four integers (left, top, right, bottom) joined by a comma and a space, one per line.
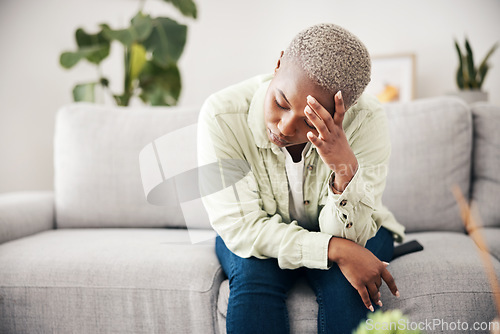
383, 97, 472, 233
54, 103, 200, 228
382, 232, 500, 330
470, 227, 500, 262
0, 228, 222, 333
0, 191, 54, 244
471, 103, 500, 228
216, 232, 500, 333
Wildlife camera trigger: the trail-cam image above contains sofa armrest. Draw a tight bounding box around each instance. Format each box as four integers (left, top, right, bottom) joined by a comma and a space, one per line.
0, 191, 55, 244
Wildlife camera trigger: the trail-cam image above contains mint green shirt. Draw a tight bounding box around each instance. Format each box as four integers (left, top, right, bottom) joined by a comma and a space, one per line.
198, 74, 405, 270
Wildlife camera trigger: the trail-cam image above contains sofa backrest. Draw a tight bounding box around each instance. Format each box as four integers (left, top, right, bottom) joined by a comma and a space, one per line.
54, 103, 199, 229
470, 103, 500, 228
382, 97, 472, 233
55, 97, 484, 233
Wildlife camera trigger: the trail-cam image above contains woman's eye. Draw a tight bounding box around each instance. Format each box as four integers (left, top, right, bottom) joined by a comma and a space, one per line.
304, 119, 316, 130
274, 99, 288, 110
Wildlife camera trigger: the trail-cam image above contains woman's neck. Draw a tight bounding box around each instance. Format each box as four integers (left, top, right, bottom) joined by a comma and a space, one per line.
286, 143, 307, 163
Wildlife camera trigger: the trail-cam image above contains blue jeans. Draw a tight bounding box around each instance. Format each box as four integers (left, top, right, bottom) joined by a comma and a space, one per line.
216, 227, 394, 334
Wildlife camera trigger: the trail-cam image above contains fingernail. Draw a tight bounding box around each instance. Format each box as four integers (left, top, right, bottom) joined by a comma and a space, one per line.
382, 261, 389, 266
307, 95, 316, 104
336, 91, 342, 100
369, 305, 374, 312
305, 106, 312, 114
378, 300, 383, 307
396, 291, 400, 298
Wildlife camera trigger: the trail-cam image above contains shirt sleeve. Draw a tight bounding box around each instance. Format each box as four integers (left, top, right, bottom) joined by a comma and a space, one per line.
198, 96, 332, 270
318, 103, 392, 247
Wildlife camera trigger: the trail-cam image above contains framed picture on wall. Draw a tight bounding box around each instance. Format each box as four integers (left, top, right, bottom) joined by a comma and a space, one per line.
365, 54, 416, 103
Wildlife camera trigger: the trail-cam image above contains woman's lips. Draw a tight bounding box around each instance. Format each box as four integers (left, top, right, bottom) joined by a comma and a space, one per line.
268, 128, 289, 147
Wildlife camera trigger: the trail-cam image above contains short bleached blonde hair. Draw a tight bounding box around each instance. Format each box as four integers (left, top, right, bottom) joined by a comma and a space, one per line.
284, 23, 371, 109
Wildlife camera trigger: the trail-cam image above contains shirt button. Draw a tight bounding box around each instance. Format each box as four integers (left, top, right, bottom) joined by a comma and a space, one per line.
304, 200, 310, 205
340, 199, 347, 206
307, 164, 314, 171
346, 222, 353, 228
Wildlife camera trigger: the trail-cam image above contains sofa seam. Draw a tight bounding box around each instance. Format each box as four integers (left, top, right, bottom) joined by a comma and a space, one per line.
0, 284, 218, 294
0, 266, 224, 294
394, 290, 497, 301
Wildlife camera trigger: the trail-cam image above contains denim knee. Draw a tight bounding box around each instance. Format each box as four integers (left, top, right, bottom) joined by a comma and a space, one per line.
216, 236, 297, 334
216, 236, 297, 291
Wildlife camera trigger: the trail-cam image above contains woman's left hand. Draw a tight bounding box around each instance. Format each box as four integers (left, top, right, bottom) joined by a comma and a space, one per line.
328, 236, 400, 312
305, 91, 358, 192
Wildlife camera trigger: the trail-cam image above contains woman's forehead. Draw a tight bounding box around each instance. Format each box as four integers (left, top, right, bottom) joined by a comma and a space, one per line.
275, 61, 334, 112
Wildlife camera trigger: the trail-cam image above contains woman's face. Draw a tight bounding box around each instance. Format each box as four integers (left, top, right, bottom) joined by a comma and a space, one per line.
264, 55, 335, 148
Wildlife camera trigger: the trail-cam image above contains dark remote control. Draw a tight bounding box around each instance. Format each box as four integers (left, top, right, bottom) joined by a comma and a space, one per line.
392, 240, 424, 260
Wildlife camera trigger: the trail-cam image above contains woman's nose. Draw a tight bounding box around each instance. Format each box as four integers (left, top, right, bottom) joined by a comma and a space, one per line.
278, 114, 297, 137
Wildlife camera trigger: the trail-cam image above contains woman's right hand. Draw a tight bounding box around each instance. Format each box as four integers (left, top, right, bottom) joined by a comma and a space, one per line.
328, 237, 400, 312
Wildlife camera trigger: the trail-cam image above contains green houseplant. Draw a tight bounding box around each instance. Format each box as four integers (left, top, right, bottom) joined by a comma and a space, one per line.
453, 38, 498, 103
60, 0, 197, 106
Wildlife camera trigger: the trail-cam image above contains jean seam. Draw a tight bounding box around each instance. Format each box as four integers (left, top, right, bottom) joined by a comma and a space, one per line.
284, 302, 290, 334
226, 245, 237, 333
307, 276, 327, 333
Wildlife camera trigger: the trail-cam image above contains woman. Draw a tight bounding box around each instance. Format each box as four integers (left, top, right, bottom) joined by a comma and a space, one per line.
198, 23, 405, 334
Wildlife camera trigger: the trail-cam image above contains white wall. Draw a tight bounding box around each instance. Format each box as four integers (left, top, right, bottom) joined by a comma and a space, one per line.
1, 0, 499, 193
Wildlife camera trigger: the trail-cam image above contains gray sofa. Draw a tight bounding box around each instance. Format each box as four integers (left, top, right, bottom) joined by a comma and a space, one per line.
1, 96, 499, 333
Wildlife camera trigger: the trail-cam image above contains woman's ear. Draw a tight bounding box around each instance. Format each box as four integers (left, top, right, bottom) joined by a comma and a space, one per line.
274, 51, 284, 75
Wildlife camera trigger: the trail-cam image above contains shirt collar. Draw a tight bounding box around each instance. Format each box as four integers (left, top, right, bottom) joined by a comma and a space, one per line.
280, 142, 312, 162
248, 75, 273, 149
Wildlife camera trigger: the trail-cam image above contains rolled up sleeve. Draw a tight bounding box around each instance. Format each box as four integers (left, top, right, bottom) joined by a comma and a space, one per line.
318, 105, 391, 247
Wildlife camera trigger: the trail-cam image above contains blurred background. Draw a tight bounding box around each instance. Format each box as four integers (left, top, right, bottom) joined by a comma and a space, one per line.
1, 0, 499, 193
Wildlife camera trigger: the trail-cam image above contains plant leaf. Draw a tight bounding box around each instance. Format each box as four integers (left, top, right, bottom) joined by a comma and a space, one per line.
139, 61, 181, 106
477, 63, 489, 90
75, 27, 110, 64
143, 17, 187, 68
101, 13, 153, 46
60, 45, 109, 68
113, 93, 132, 106
162, 0, 197, 19
464, 38, 478, 88
60, 51, 85, 69
462, 55, 471, 89
477, 42, 498, 88
130, 43, 147, 82
72, 82, 96, 102
454, 40, 464, 89
131, 12, 154, 40
456, 67, 464, 90
101, 25, 134, 46
76, 27, 109, 48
